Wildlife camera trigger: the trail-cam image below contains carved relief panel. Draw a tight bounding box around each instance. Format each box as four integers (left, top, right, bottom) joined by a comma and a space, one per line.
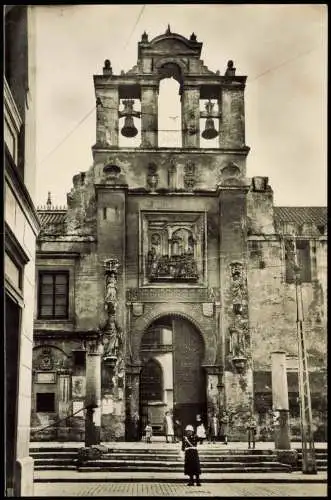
140, 211, 207, 285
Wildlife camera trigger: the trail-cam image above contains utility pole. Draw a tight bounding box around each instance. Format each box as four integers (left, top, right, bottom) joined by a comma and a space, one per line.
291, 240, 317, 474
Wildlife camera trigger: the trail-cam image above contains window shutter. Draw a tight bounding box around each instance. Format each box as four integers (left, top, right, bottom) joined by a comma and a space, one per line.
38, 272, 69, 319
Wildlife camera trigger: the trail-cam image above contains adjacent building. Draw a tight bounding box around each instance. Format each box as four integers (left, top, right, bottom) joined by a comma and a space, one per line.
4, 5, 39, 496
31, 29, 327, 444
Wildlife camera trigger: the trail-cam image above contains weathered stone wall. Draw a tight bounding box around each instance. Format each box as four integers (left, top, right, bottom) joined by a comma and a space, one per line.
92, 149, 248, 189
247, 190, 327, 440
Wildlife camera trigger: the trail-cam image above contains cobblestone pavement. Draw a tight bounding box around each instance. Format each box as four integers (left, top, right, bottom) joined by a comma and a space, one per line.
33, 481, 327, 497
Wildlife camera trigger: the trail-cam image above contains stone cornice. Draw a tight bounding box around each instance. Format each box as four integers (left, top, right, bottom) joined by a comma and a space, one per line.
92, 146, 250, 156
5, 148, 41, 234
5, 222, 30, 265
34, 330, 99, 340
36, 251, 81, 259
4, 77, 22, 131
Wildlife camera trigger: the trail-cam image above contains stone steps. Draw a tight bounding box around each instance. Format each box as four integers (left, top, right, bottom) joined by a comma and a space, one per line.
30, 445, 327, 474
295, 451, 327, 471
30, 447, 291, 473
31, 453, 282, 463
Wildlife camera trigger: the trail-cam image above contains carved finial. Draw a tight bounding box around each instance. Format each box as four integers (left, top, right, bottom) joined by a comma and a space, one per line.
46, 191, 52, 210
190, 32, 197, 41
103, 59, 112, 75
225, 60, 236, 77
141, 31, 148, 42
166, 24, 171, 34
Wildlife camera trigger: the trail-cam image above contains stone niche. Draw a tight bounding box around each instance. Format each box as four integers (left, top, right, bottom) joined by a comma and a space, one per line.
140, 211, 207, 286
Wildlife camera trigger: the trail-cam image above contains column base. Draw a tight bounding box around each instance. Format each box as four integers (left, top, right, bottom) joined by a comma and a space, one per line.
14, 456, 34, 497
274, 409, 291, 450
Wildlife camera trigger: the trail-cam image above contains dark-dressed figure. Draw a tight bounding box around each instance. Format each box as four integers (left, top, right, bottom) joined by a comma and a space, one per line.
182, 425, 201, 486
220, 410, 230, 444
174, 419, 182, 443
246, 414, 257, 449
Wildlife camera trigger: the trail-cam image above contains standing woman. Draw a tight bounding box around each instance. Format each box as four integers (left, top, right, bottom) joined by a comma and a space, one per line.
182, 425, 201, 486
196, 414, 207, 444
220, 410, 230, 445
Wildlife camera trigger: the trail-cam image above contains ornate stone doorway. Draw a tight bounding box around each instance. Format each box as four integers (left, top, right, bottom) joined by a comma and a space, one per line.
139, 314, 206, 434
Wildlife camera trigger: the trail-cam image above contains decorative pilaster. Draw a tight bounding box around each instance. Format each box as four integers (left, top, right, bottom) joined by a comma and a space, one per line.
125, 365, 141, 441
219, 187, 252, 439
141, 85, 158, 148
181, 86, 200, 148
57, 370, 71, 440
218, 62, 245, 149
96, 85, 119, 147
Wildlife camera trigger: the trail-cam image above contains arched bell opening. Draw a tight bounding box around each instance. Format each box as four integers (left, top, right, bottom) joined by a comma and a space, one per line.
200, 99, 219, 148
158, 62, 183, 148
118, 98, 141, 147
138, 314, 207, 436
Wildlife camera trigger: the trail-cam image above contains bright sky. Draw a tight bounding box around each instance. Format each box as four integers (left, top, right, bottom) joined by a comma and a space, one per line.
34, 4, 327, 208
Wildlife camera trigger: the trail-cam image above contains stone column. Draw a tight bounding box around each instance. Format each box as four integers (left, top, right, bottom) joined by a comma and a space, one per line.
271, 351, 290, 450
141, 85, 158, 148
85, 338, 103, 446
125, 365, 141, 441
57, 370, 71, 440
204, 365, 221, 416
95, 86, 119, 147
181, 86, 200, 148
219, 85, 245, 149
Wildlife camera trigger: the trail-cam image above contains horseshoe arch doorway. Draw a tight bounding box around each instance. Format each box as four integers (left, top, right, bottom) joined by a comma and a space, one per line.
139, 315, 206, 434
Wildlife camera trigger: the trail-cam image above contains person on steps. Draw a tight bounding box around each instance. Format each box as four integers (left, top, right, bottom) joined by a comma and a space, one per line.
144, 421, 153, 443
247, 413, 257, 449
182, 425, 201, 486
195, 414, 207, 444
163, 410, 175, 443
220, 410, 230, 445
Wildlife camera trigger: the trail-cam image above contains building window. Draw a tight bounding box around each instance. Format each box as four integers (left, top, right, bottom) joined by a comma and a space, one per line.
38, 272, 69, 319
36, 393, 55, 413
285, 239, 311, 283
296, 240, 311, 282
73, 350, 86, 368
140, 359, 163, 402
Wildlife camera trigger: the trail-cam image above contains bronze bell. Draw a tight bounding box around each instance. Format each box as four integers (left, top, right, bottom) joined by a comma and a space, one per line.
201, 100, 219, 140
202, 117, 218, 140
121, 116, 138, 138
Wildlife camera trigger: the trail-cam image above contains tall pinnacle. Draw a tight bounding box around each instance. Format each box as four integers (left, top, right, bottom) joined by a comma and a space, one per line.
46, 191, 52, 209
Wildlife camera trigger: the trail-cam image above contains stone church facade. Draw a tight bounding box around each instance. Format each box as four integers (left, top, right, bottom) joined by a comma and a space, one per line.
31, 29, 327, 442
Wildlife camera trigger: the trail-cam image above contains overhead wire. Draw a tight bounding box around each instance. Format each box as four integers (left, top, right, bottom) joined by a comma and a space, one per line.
123, 5, 146, 51
38, 105, 96, 167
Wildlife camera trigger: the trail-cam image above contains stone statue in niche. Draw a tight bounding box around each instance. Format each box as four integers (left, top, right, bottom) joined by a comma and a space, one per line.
103, 318, 122, 359
168, 158, 177, 190
229, 328, 246, 357
105, 272, 118, 314
146, 163, 159, 191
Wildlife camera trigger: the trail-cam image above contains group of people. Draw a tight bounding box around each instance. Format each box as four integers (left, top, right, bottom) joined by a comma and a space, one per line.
143, 410, 258, 486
